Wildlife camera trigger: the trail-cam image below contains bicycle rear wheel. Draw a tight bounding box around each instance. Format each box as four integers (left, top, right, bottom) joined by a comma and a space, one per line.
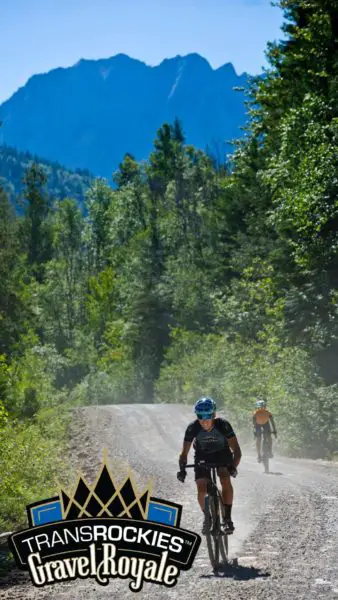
262, 437, 269, 473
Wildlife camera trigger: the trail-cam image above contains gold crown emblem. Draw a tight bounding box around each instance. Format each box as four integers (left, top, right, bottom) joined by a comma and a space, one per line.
59, 450, 152, 521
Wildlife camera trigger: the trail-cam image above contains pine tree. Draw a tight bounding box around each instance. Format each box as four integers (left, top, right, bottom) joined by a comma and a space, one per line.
21, 164, 53, 281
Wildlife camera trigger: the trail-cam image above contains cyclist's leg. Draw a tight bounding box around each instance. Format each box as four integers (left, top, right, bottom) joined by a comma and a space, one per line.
256, 425, 262, 460
264, 423, 273, 456
194, 457, 209, 511
196, 477, 208, 511
217, 466, 235, 533
217, 467, 233, 506
195, 466, 209, 534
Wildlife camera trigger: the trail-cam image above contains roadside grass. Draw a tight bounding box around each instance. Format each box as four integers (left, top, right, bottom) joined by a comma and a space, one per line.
0, 403, 73, 576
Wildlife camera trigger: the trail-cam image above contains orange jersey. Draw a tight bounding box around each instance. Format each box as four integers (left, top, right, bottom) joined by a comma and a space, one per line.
253, 407, 272, 425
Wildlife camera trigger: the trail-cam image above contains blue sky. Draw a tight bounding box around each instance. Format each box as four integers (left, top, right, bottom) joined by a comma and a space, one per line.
0, 0, 284, 103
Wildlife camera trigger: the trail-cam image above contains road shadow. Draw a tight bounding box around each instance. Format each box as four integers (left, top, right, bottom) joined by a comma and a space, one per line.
264, 471, 283, 476
200, 560, 271, 580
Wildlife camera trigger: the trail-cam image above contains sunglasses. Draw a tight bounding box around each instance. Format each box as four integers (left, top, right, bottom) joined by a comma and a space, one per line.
196, 413, 213, 420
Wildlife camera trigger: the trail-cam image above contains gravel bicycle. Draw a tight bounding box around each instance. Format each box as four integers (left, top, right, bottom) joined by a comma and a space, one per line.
184, 460, 236, 571
260, 430, 277, 473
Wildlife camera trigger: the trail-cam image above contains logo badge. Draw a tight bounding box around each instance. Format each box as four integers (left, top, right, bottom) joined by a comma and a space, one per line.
9, 450, 201, 591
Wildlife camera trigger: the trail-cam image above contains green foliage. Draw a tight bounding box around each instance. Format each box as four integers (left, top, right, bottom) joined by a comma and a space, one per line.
0, 144, 93, 208
0, 190, 29, 356
113, 153, 141, 189
265, 95, 338, 270
20, 164, 53, 282
3, 339, 67, 416
69, 362, 137, 406
250, 0, 338, 143
0, 412, 69, 531
85, 180, 115, 271
212, 259, 284, 340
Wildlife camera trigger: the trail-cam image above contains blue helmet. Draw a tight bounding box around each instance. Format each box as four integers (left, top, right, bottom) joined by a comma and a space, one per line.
256, 398, 266, 409
194, 397, 216, 419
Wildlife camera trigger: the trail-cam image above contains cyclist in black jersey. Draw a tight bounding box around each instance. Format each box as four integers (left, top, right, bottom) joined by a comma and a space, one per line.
177, 397, 242, 535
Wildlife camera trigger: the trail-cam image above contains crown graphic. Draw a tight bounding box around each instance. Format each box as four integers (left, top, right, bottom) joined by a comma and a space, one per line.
59, 450, 152, 521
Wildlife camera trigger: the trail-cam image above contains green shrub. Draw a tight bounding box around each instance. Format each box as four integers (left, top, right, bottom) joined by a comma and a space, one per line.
0, 402, 70, 532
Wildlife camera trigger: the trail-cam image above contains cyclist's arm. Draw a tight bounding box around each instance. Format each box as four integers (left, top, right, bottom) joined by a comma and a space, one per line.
179, 441, 192, 468
269, 415, 277, 434
227, 435, 242, 468
179, 422, 197, 469
220, 419, 242, 468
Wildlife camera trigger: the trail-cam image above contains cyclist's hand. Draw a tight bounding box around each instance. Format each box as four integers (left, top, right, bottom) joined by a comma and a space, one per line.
228, 465, 238, 478
179, 456, 187, 470
273, 431, 278, 439
177, 470, 186, 483
253, 430, 257, 438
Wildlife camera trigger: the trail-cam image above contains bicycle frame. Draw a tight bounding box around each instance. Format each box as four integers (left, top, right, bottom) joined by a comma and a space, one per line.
185, 460, 230, 570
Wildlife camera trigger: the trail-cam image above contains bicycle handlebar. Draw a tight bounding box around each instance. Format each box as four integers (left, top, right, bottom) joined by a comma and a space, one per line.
185, 461, 232, 469
178, 461, 238, 479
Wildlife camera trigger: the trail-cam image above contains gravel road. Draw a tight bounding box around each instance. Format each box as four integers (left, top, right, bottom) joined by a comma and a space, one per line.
1, 403, 338, 600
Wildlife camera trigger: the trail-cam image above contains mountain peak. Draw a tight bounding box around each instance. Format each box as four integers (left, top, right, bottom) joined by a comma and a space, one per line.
181, 53, 211, 66
0, 53, 250, 179
158, 53, 212, 70
216, 62, 237, 76
74, 53, 146, 68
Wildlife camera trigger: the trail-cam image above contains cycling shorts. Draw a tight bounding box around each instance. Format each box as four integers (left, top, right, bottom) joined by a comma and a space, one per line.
255, 422, 271, 436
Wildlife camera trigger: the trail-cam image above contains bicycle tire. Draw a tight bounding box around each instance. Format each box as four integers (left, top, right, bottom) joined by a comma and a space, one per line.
204, 494, 221, 570
218, 494, 229, 564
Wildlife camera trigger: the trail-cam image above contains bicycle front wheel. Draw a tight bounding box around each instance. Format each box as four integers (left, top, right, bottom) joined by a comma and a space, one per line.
218, 495, 229, 563
204, 494, 223, 569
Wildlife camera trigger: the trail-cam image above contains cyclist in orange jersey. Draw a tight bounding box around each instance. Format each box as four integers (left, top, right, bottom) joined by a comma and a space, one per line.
252, 398, 277, 462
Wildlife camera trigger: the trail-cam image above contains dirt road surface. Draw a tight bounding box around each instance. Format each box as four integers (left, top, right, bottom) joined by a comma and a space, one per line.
1, 404, 338, 599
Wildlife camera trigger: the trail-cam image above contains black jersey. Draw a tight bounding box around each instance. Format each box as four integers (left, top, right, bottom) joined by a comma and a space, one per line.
183, 417, 235, 454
